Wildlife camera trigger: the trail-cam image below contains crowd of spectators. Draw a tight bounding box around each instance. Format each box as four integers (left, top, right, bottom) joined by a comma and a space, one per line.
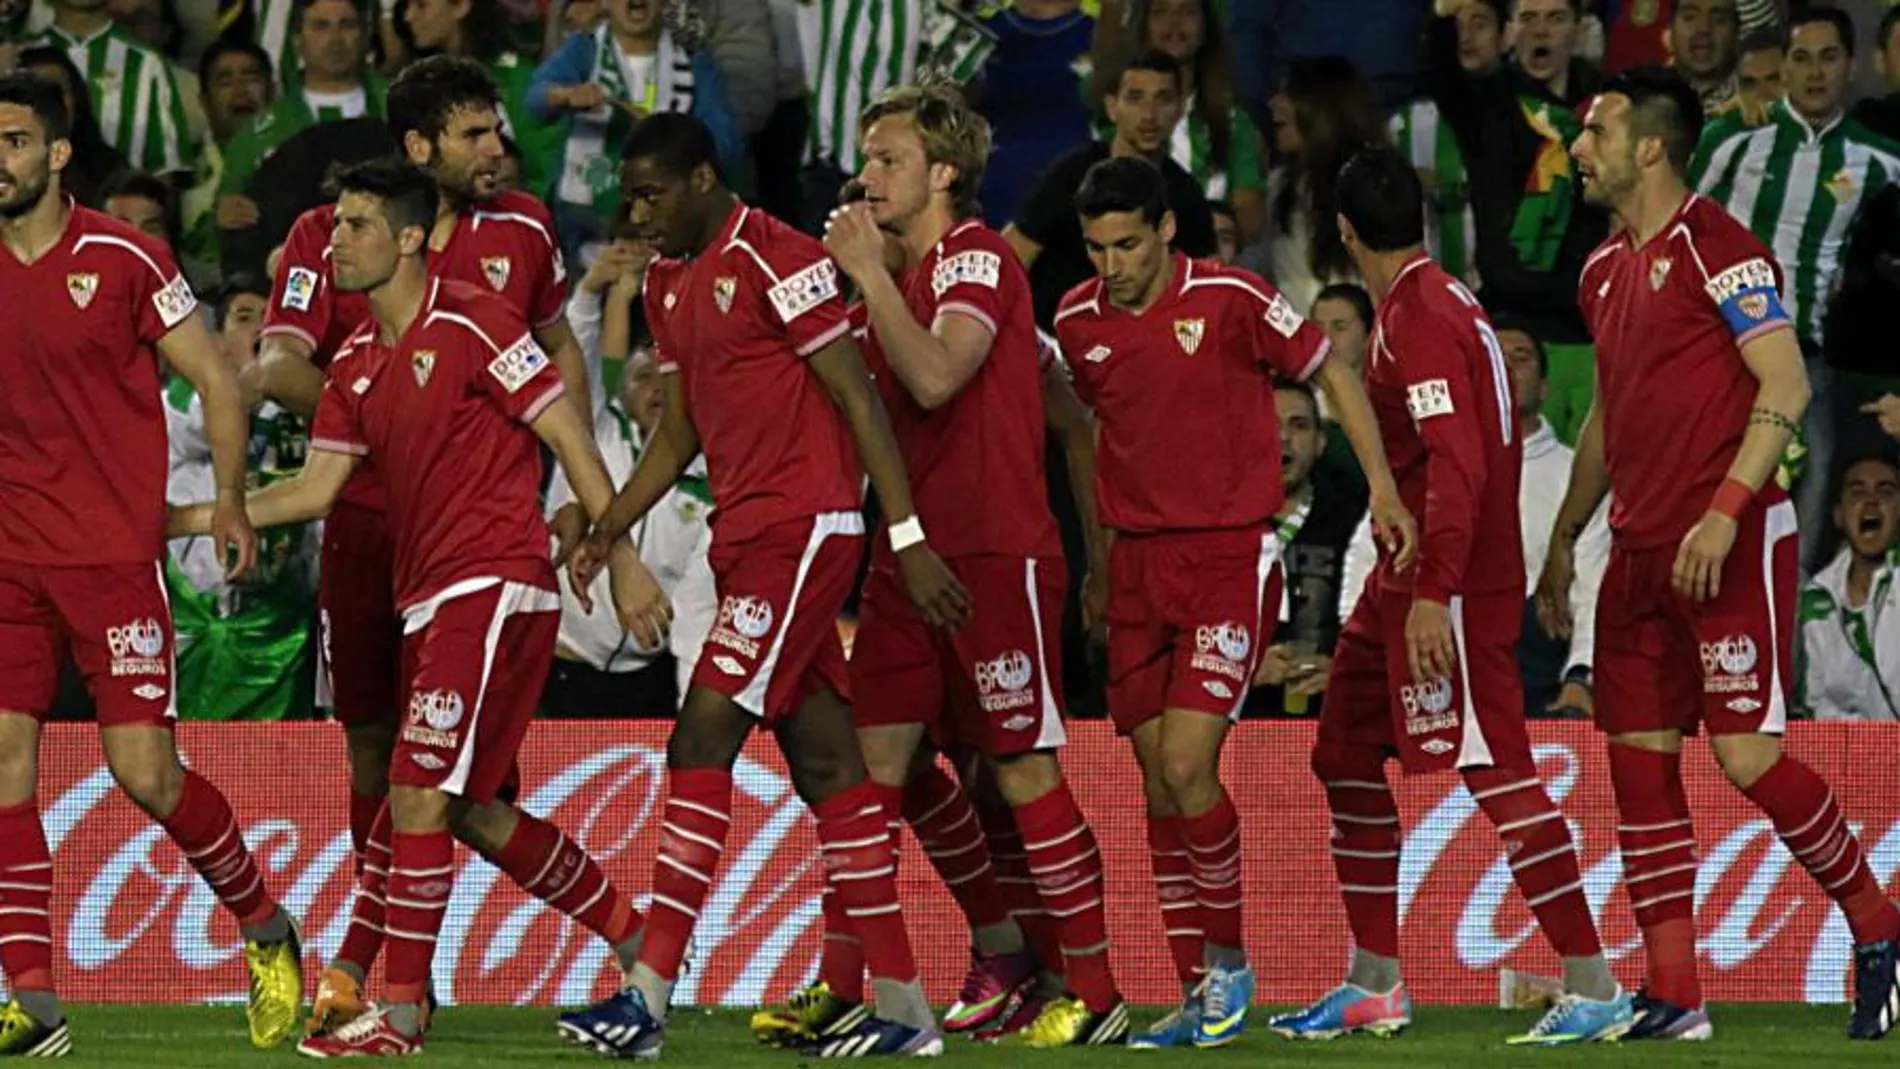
6, 0, 1899, 724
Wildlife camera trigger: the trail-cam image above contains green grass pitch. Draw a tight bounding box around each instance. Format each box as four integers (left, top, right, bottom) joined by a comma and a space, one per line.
40, 1004, 1874, 1067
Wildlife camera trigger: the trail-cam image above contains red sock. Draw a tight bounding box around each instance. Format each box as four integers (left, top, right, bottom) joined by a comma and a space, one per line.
977, 801, 1062, 973
159, 771, 275, 927
384, 830, 454, 1006
638, 768, 731, 981
348, 790, 383, 874
1016, 782, 1118, 1012
1743, 756, 1900, 946
485, 812, 641, 945
1608, 743, 1701, 1008
1181, 791, 1245, 958
1463, 767, 1602, 958
336, 801, 392, 975
1315, 742, 1401, 959
902, 763, 1010, 932
818, 884, 865, 1002
0, 802, 54, 994
815, 781, 917, 984
1147, 816, 1204, 987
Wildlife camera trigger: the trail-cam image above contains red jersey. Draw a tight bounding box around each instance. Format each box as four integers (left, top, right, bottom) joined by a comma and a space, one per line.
644, 203, 862, 546
1579, 194, 1793, 549
309, 279, 565, 611
859, 220, 1059, 562
1363, 255, 1522, 603
1053, 254, 1327, 534
0, 203, 198, 565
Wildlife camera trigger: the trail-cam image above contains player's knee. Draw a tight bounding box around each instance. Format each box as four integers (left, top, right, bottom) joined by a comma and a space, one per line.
1158, 746, 1217, 809
344, 723, 396, 795
110, 757, 184, 818
1310, 739, 1385, 785
1711, 734, 1781, 791
989, 750, 1060, 807
445, 799, 505, 855
666, 692, 748, 770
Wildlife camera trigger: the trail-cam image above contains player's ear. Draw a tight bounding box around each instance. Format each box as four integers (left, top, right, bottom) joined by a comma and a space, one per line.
46, 136, 71, 176
691, 161, 716, 194
1158, 210, 1177, 247
929, 160, 956, 197
1336, 212, 1358, 251
402, 129, 433, 168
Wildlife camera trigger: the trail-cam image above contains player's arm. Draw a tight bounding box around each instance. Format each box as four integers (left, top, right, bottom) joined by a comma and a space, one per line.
533, 390, 619, 524
533, 316, 595, 425
249, 333, 325, 419
589, 371, 700, 546
159, 315, 259, 579
1536, 399, 1610, 635
1043, 360, 1109, 633
1310, 354, 1417, 570
810, 335, 972, 629
170, 449, 358, 534
1002, 225, 1042, 270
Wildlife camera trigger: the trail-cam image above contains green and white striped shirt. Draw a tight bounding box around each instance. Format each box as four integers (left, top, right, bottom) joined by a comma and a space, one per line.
1390, 99, 1476, 286
807, 0, 923, 171
27, 22, 194, 175
1693, 99, 1900, 346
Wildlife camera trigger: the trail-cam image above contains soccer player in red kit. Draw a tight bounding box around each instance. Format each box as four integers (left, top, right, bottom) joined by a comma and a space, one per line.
1054, 155, 1415, 1049
1269, 146, 1632, 1047
558, 112, 966, 1060
174, 159, 648, 1058
0, 71, 303, 1057
1543, 66, 1900, 1042
807, 85, 1126, 1047
246, 57, 625, 1034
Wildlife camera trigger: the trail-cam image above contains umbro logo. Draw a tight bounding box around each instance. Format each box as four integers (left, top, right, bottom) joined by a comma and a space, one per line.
351, 377, 371, 394
1083, 345, 1112, 364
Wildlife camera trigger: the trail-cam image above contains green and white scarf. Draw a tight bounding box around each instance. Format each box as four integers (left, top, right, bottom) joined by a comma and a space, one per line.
557, 25, 696, 215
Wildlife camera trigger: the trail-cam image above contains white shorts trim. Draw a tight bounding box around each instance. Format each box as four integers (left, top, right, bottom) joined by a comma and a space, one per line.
1024, 557, 1067, 750
415, 578, 561, 796
731, 511, 863, 717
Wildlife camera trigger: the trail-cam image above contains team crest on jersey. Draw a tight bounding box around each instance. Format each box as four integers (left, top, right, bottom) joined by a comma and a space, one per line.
714, 276, 737, 314
1649, 256, 1672, 290
66, 272, 98, 309
1174, 317, 1205, 355
481, 255, 512, 291
411, 349, 436, 386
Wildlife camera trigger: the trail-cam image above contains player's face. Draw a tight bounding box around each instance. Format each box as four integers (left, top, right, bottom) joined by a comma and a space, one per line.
857, 116, 937, 229
1145, 0, 1205, 65
219, 292, 269, 361
621, 155, 702, 259
1275, 388, 1322, 493
404, 0, 469, 51
1311, 296, 1368, 375
1737, 46, 1784, 110
105, 193, 168, 244
1106, 69, 1182, 157
1671, 0, 1739, 81
1081, 209, 1173, 307
1511, 0, 1577, 86
1571, 93, 1637, 208
1496, 328, 1545, 420
1456, 3, 1504, 73
0, 105, 64, 221
330, 191, 407, 292
1835, 460, 1900, 559
1786, 22, 1851, 122
298, 0, 365, 83
421, 105, 506, 204
203, 51, 271, 143
620, 359, 667, 434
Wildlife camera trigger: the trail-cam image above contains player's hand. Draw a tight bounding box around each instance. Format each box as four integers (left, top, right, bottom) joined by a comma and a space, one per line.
1674, 511, 1737, 603
1080, 566, 1108, 647
1534, 535, 1576, 640
1546, 680, 1594, 719
547, 502, 588, 566
1861, 394, 1900, 440
607, 541, 673, 648
1404, 597, 1457, 685
214, 194, 260, 231
823, 202, 891, 286
1370, 490, 1419, 572
568, 533, 613, 593
898, 543, 973, 630
556, 83, 608, 112
211, 491, 258, 582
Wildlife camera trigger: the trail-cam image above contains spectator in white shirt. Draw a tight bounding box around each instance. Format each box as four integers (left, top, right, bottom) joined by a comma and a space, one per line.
1796, 453, 1900, 722
1339, 316, 1608, 716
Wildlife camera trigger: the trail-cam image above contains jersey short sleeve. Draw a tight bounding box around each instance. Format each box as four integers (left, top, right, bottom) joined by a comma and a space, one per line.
929, 232, 1009, 336
471, 306, 569, 424
121, 236, 197, 347
520, 205, 570, 329
263, 208, 336, 350
1242, 275, 1329, 381
1696, 234, 1791, 346
757, 233, 851, 358
310, 374, 368, 456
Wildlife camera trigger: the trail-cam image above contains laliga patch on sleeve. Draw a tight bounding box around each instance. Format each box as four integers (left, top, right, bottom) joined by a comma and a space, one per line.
282, 267, 319, 312
1406, 378, 1455, 422
932, 250, 1001, 297
767, 259, 841, 323
1703, 258, 1778, 303
152, 274, 197, 330
1264, 292, 1303, 338
487, 334, 551, 393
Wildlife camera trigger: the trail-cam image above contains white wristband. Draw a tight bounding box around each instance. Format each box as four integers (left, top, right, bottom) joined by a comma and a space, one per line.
888, 515, 926, 552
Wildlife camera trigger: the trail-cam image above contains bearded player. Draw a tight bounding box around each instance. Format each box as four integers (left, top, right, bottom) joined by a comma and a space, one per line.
1267, 146, 1633, 1047
1053, 155, 1415, 1049
557, 111, 966, 1059
0, 71, 303, 1057
801, 85, 1127, 1048
1542, 65, 1899, 1042
246, 57, 634, 1035
174, 158, 647, 1058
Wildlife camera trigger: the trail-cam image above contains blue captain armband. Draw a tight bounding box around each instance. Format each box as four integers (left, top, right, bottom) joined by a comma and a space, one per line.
1703, 258, 1790, 341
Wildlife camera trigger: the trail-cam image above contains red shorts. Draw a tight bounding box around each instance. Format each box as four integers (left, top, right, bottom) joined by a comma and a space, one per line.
1594, 499, 1798, 737
692, 512, 860, 723
1322, 586, 1531, 773
319, 501, 401, 728
1104, 528, 1283, 734
0, 560, 177, 725
852, 555, 1068, 755
390, 579, 560, 802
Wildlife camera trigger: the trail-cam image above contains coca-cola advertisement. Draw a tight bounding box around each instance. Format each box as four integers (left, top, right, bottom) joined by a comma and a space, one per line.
20, 722, 1900, 1006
